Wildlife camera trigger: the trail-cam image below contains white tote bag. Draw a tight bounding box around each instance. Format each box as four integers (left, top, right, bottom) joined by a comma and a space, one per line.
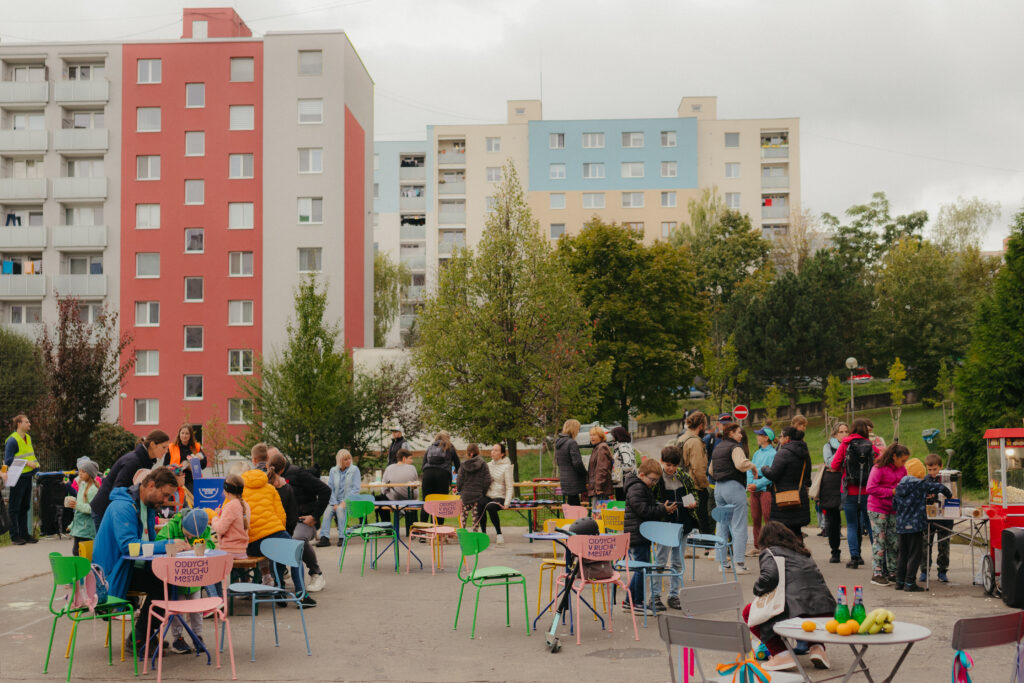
746, 550, 786, 627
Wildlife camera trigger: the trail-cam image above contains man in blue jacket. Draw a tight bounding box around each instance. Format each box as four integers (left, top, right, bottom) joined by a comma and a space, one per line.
92, 467, 185, 649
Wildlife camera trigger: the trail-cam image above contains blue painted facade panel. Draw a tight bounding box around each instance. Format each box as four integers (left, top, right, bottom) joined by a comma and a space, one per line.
373, 139, 430, 214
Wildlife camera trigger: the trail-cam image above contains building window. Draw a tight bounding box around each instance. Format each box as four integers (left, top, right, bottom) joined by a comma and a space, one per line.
135, 399, 159, 425
137, 59, 161, 84
185, 131, 205, 156
622, 192, 644, 208
621, 162, 645, 178
661, 221, 677, 238
661, 161, 678, 178
661, 130, 677, 147
13, 112, 44, 131
135, 301, 160, 326
228, 398, 250, 424
621, 132, 644, 148
135, 350, 159, 376
229, 105, 254, 130
298, 247, 322, 272
298, 148, 322, 173
228, 349, 254, 375
549, 133, 565, 149
64, 206, 101, 226
228, 300, 254, 326
66, 158, 103, 178
725, 162, 740, 178
582, 132, 604, 148
373, 183, 379, 199
549, 164, 566, 180
725, 132, 740, 148
184, 375, 203, 400
229, 153, 254, 179
136, 107, 160, 132
184, 180, 204, 205
184, 325, 203, 350
625, 222, 644, 234
67, 254, 103, 275
229, 251, 254, 276
136, 155, 160, 180
582, 163, 605, 179
485, 166, 501, 182
136, 204, 160, 229
65, 111, 104, 130
725, 192, 741, 209
185, 228, 204, 253
228, 202, 254, 229
75, 303, 100, 324
186, 83, 205, 108
298, 197, 323, 224
661, 191, 677, 208
229, 57, 254, 82
66, 64, 104, 81
550, 223, 565, 239
298, 50, 322, 75
549, 193, 566, 209
136, 253, 160, 278
298, 99, 323, 124
485, 137, 501, 152
582, 192, 605, 209
485, 196, 496, 213
192, 20, 208, 39
8, 304, 42, 324
184, 277, 203, 302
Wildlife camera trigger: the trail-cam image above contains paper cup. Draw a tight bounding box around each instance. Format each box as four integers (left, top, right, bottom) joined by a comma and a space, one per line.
194, 544, 206, 557
129, 542, 141, 557
142, 543, 154, 556
64, 496, 76, 508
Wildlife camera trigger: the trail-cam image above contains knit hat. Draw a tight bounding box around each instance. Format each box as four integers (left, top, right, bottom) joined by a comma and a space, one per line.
182, 508, 209, 538
78, 458, 100, 480
905, 457, 926, 479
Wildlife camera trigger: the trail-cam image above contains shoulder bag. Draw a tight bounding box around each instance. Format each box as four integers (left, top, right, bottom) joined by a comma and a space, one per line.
775, 459, 806, 508
747, 549, 786, 626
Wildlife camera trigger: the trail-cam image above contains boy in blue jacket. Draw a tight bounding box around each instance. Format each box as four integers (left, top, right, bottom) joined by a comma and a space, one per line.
892, 458, 951, 592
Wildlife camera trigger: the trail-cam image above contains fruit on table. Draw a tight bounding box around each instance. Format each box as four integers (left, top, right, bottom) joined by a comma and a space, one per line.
836, 622, 856, 636
802, 621, 816, 632
857, 608, 896, 635
825, 619, 839, 634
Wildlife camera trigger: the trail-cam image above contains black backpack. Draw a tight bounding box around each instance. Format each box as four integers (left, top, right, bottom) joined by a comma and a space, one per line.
424, 442, 448, 468
844, 438, 874, 489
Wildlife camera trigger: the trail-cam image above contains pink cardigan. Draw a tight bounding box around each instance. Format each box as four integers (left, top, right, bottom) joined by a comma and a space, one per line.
212, 497, 251, 556
865, 464, 906, 515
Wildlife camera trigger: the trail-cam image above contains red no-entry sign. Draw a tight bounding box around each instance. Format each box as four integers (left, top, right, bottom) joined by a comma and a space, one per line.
733, 405, 749, 421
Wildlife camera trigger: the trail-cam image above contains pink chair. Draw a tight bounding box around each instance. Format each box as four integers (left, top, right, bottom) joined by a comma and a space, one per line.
147, 554, 236, 682
408, 498, 463, 574
561, 504, 588, 520
562, 533, 639, 645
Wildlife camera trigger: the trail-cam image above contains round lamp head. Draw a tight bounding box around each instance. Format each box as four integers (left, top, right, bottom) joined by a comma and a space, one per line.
845, 357, 858, 370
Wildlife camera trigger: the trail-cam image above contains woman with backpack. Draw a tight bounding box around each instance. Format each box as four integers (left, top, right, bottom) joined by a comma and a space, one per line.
421, 432, 459, 522
829, 418, 880, 569
819, 422, 848, 563
608, 426, 637, 501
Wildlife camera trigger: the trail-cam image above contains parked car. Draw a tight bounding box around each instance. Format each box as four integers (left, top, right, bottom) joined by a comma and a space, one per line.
845, 366, 873, 383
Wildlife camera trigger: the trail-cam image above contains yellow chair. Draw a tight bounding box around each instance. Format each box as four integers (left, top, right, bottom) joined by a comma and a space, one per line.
601, 509, 625, 533
537, 519, 607, 619
410, 494, 464, 572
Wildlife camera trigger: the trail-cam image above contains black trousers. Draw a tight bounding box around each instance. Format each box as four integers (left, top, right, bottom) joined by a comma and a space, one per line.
824, 507, 842, 554
420, 468, 451, 523
613, 487, 625, 502
476, 496, 502, 534
8, 473, 33, 540
128, 563, 168, 643
895, 532, 923, 586
564, 494, 583, 507
374, 495, 417, 536
697, 488, 715, 535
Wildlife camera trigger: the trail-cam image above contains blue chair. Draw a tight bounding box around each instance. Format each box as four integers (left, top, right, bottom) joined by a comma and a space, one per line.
638, 522, 687, 627
223, 538, 312, 662
684, 504, 737, 583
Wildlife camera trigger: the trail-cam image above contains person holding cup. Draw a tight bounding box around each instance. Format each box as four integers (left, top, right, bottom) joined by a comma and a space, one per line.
68, 458, 100, 557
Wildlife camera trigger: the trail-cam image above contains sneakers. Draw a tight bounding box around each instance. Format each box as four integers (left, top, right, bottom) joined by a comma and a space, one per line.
496, 534, 504, 546
830, 551, 841, 564
306, 572, 326, 593
846, 556, 863, 569
298, 595, 317, 608
667, 595, 681, 610
24, 536, 38, 544
649, 597, 666, 612
904, 583, 926, 593
734, 564, 750, 575
170, 637, 191, 655
893, 582, 903, 591
937, 571, 949, 583
746, 548, 760, 557
337, 537, 344, 547
620, 600, 644, 614
261, 573, 276, 586
12, 537, 26, 546
919, 571, 927, 583
870, 574, 889, 586
764, 651, 796, 671
315, 537, 331, 548
809, 644, 831, 670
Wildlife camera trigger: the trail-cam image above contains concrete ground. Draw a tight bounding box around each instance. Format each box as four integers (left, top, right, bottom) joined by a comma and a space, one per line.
0, 525, 1018, 682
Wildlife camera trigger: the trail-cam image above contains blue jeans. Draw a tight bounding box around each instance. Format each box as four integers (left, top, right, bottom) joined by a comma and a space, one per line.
628, 545, 651, 606
714, 480, 748, 566
843, 494, 872, 559
319, 504, 344, 538
649, 543, 682, 599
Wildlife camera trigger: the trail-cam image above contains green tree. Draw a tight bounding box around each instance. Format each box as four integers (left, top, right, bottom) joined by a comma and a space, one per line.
701, 334, 746, 414
357, 360, 424, 470
0, 328, 45, 429
763, 383, 784, 425
953, 209, 1024, 484
413, 161, 606, 479
558, 218, 702, 425
89, 423, 139, 471
888, 357, 907, 441
35, 297, 133, 469
932, 196, 1001, 253
373, 251, 411, 348
824, 374, 848, 430
823, 191, 928, 271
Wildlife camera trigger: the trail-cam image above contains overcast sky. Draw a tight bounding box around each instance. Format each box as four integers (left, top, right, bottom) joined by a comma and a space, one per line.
7, 0, 1022, 248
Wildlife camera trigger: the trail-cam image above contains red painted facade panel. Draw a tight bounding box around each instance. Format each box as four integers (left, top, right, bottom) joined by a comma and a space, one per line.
343, 106, 365, 350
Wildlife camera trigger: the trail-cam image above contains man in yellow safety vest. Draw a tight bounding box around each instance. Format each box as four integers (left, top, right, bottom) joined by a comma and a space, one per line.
4, 414, 38, 544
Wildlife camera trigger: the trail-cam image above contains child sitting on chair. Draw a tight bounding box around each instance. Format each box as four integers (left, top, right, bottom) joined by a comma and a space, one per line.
212, 474, 250, 557
156, 508, 214, 654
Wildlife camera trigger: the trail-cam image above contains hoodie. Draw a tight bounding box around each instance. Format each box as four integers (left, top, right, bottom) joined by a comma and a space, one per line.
456, 455, 492, 506
241, 468, 286, 542
893, 475, 952, 534
866, 463, 908, 515
829, 434, 881, 496
92, 485, 169, 600
91, 443, 156, 522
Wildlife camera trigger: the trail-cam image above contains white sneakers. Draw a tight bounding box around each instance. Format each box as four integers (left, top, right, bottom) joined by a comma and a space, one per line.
809, 644, 830, 669
764, 651, 796, 671
307, 572, 326, 593
496, 534, 505, 546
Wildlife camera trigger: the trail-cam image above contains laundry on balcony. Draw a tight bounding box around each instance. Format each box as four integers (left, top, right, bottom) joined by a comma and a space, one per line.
5, 213, 22, 226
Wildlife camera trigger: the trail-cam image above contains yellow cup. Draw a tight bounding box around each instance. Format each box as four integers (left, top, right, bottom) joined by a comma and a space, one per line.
129, 542, 141, 557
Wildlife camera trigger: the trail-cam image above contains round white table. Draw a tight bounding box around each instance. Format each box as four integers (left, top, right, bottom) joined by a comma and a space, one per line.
773, 616, 931, 683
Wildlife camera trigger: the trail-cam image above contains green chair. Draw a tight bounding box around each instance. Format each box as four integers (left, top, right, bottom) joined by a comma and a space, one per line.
339, 499, 399, 575
605, 501, 626, 510
44, 552, 139, 682
453, 529, 530, 639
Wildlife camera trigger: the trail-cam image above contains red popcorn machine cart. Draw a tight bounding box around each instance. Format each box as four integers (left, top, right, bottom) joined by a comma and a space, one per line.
982, 428, 1024, 606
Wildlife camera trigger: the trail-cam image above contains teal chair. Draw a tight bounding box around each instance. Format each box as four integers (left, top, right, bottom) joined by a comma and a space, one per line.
453, 529, 531, 639
44, 552, 138, 682
339, 499, 399, 575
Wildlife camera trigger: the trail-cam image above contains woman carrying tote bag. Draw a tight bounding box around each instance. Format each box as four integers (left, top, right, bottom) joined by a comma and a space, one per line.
761, 426, 812, 540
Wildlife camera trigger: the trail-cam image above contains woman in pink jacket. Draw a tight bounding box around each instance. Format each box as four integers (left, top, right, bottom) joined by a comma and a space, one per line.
865, 444, 910, 586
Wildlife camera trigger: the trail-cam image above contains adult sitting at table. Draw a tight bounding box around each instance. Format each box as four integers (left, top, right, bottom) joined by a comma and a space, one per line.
555, 419, 587, 506
743, 521, 836, 672
91, 466, 189, 651
91, 430, 171, 526
318, 449, 361, 547
271, 446, 330, 594
378, 449, 419, 536
241, 448, 291, 586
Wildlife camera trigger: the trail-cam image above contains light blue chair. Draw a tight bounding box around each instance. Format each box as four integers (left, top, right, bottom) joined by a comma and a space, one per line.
223, 537, 311, 662
638, 522, 688, 627
683, 504, 737, 583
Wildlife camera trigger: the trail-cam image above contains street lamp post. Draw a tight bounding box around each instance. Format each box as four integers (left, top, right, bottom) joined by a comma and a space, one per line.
846, 357, 858, 422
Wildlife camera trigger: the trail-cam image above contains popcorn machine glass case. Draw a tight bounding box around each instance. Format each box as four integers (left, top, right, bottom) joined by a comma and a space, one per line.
985, 428, 1024, 506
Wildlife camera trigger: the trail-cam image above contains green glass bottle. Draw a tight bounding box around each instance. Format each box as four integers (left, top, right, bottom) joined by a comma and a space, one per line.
834, 585, 851, 623
851, 585, 867, 624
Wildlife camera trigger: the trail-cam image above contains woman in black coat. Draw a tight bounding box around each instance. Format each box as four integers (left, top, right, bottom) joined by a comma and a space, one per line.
761, 426, 812, 539
554, 419, 588, 506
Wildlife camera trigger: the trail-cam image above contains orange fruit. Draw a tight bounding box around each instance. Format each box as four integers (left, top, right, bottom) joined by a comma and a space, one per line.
837, 622, 854, 636
801, 620, 816, 632
825, 619, 839, 634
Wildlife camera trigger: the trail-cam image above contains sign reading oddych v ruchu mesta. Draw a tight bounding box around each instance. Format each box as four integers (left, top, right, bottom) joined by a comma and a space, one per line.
172, 558, 212, 585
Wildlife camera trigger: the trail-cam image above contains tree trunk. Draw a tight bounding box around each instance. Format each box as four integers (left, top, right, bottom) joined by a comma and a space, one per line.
620, 392, 630, 432
507, 438, 519, 482
309, 432, 315, 469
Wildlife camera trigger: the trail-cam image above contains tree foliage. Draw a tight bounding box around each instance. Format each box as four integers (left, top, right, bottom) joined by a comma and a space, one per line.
824, 374, 848, 422
558, 218, 702, 425
701, 334, 745, 414
373, 251, 411, 347
823, 191, 928, 271
0, 327, 45, 428
357, 360, 424, 469
763, 384, 784, 425
89, 422, 139, 471
932, 196, 1001, 253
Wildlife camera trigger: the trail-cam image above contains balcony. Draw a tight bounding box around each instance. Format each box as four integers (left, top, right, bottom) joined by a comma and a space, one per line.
0, 177, 47, 201
54, 79, 109, 104
0, 322, 43, 338
438, 208, 466, 225
53, 176, 107, 200
0, 81, 48, 105
399, 195, 425, 211
438, 181, 465, 195
399, 314, 416, 330
0, 225, 46, 249
400, 254, 425, 271
761, 205, 789, 220
437, 150, 465, 165
404, 285, 424, 300
54, 128, 109, 153
761, 175, 789, 189
53, 225, 107, 250
0, 129, 48, 153
761, 145, 789, 159
400, 224, 425, 240
0, 274, 46, 298
438, 234, 466, 255
399, 166, 425, 181
53, 273, 106, 297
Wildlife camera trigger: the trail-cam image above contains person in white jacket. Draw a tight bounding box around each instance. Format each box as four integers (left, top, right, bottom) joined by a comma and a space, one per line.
477, 443, 515, 544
